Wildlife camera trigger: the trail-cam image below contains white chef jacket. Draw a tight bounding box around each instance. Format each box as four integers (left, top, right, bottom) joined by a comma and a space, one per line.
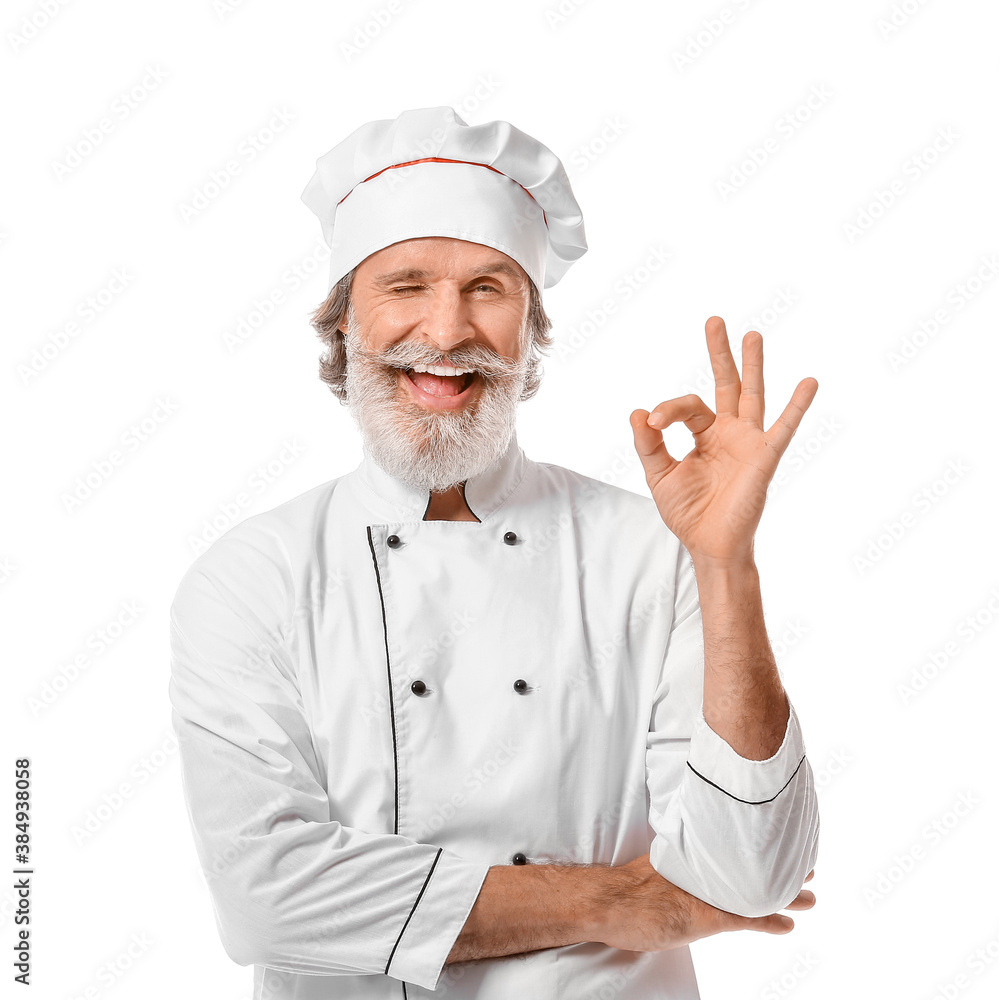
169, 428, 819, 1000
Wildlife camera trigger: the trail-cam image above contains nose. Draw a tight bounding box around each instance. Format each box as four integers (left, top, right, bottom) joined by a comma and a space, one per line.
415, 285, 476, 356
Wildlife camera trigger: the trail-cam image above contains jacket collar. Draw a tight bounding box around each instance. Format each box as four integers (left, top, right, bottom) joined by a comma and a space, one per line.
351, 428, 529, 522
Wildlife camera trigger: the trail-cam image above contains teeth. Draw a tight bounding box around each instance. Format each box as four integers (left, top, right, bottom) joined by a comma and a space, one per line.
406, 363, 475, 376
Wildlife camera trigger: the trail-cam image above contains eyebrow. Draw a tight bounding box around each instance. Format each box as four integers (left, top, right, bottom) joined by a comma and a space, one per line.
371, 261, 522, 287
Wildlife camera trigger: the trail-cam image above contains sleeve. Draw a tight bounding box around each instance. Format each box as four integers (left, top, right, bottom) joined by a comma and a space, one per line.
644, 543, 820, 917
168, 548, 490, 990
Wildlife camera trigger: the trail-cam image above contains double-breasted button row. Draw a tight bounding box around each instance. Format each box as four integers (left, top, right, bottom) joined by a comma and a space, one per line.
385, 531, 519, 547
410, 678, 531, 696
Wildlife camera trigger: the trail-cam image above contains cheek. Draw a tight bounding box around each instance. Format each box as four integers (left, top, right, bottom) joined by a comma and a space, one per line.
473, 307, 528, 353
368, 300, 423, 328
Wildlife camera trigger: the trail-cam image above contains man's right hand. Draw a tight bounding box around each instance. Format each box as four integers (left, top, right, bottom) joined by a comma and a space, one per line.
585, 854, 816, 953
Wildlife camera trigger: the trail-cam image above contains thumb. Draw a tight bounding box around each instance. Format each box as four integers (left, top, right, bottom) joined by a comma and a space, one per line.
630, 408, 678, 482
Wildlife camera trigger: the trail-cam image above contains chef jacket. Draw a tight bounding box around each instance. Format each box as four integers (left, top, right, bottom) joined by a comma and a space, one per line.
169, 428, 819, 1000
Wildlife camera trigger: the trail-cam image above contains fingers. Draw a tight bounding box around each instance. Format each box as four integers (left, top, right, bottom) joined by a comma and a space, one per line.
706, 316, 742, 417
739, 331, 765, 426
630, 396, 715, 482
804, 869, 815, 883
737, 912, 795, 935
784, 889, 816, 911
764, 377, 819, 455
645, 395, 716, 436
722, 882, 816, 937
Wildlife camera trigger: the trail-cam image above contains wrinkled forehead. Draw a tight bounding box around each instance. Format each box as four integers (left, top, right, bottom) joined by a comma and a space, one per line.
355, 237, 531, 288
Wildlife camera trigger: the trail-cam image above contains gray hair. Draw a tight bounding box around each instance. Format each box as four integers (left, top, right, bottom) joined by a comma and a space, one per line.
308, 266, 555, 403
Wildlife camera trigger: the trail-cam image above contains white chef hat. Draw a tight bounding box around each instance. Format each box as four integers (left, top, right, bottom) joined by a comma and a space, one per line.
301, 106, 587, 296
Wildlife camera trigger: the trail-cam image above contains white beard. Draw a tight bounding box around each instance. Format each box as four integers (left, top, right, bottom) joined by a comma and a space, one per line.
342, 308, 535, 494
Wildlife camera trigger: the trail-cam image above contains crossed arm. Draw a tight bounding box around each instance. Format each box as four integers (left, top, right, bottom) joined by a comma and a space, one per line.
447, 859, 816, 963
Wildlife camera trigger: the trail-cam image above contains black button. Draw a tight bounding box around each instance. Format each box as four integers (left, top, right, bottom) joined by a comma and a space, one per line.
387, 534, 401, 547
503, 531, 518, 545
512, 852, 528, 865
410, 680, 427, 696
513, 679, 528, 693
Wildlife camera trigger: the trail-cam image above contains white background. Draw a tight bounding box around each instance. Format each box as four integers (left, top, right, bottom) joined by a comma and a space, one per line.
4, 0, 998, 997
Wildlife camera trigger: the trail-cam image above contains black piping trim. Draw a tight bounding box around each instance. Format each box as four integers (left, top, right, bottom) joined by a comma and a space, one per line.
366, 525, 400, 836
463, 484, 481, 522
686, 754, 806, 805
385, 848, 443, 976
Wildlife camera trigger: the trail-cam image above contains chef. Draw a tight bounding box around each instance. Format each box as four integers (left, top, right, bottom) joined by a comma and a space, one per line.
169, 106, 820, 1000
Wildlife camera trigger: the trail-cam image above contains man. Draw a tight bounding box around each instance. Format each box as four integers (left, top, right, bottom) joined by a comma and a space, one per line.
169, 106, 819, 999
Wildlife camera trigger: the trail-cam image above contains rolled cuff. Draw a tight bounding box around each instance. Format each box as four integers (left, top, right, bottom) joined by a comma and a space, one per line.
686, 702, 807, 805
385, 849, 490, 990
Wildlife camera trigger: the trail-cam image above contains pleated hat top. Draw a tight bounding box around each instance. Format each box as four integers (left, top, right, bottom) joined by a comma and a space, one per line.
301, 105, 588, 295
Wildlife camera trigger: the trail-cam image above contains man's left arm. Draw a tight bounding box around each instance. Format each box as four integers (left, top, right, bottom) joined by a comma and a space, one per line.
641, 538, 817, 917
630, 315, 821, 917
696, 553, 790, 761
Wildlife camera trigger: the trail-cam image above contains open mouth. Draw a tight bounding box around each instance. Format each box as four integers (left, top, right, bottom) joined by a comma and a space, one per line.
397, 366, 477, 399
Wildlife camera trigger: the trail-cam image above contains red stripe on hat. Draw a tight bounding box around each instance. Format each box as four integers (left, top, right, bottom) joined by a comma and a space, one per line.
337, 157, 548, 228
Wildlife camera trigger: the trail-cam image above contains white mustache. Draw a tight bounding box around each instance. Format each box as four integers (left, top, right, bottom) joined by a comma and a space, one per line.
346, 341, 528, 381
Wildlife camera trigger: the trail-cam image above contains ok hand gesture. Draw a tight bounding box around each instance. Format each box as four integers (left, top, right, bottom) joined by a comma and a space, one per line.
629, 316, 818, 565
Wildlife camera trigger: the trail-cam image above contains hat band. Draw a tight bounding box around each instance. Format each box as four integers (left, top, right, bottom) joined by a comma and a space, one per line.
338, 157, 549, 229
326, 158, 551, 294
